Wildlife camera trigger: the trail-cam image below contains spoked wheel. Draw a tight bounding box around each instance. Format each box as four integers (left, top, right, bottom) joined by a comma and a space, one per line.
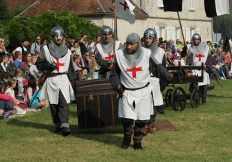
190, 89, 201, 108
171, 87, 186, 111
165, 88, 174, 107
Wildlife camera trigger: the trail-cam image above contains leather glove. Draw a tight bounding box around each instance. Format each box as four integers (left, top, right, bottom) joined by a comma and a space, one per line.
115, 84, 124, 98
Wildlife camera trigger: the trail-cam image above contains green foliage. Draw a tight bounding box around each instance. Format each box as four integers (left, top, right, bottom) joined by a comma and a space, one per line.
213, 15, 232, 37
5, 11, 100, 42
0, 0, 9, 20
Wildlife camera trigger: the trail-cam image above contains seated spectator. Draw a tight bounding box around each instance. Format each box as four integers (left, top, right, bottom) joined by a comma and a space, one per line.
206, 50, 221, 80
0, 54, 10, 74
175, 39, 183, 52
166, 50, 174, 67
21, 52, 40, 79
15, 68, 27, 101
5, 79, 25, 105
72, 54, 82, 81
0, 37, 7, 55
0, 81, 14, 119
6, 53, 17, 78
27, 76, 48, 109
173, 53, 185, 66
71, 41, 82, 56
12, 51, 23, 69
158, 41, 166, 50
212, 48, 227, 79
166, 39, 176, 54
87, 52, 98, 79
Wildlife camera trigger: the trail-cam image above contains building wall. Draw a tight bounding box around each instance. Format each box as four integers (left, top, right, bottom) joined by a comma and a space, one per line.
92, 0, 212, 43
130, 0, 213, 41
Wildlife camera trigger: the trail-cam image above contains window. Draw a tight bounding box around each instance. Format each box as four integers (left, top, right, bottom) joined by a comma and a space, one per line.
171, 27, 176, 41
176, 27, 181, 40
166, 27, 172, 40
155, 26, 160, 39
185, 27, 191, 42
188, 0, 195, 11
157, 0, 164, 8
166, 27, 176, 40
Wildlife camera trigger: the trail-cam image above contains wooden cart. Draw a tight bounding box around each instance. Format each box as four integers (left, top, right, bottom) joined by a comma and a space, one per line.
165, 64, 204, 111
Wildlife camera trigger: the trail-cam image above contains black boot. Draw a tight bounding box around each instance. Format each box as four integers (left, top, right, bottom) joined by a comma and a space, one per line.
54, 123, 61, 133
121, 119, 134, 149
61, 127, 71, 136
157, 105, 164, 114
133, 143, 143, 150
121, 137, 131, 149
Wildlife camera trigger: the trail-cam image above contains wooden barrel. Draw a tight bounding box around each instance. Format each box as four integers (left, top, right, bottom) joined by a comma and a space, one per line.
76, 79, 120, 129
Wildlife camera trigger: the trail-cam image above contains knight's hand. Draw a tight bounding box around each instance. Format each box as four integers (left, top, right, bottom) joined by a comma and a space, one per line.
115, 84, 124, 97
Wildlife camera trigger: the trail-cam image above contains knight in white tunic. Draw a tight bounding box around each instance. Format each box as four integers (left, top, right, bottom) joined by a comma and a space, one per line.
95, 26, 122, 78
36, 26, 76, 136
110, 33, 158, 150
186, 33, 210, 103
143, 28, 167, 133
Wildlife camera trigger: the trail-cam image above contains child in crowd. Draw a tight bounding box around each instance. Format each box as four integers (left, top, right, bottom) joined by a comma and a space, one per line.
27, 76, 48, 109
72, 54, 82, 81
0, 81, 14, 119
5, 79, 27, 113
15, 68, 27, 101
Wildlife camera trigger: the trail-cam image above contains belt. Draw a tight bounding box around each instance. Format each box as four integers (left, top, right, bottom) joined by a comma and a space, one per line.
47, 73, 67, 77
124, 82, 150, 91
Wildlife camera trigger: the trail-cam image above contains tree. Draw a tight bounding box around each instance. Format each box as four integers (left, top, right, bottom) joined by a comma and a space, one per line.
0, 0, 9, 20
5, 11, 100, 42
213, 15, 232, 38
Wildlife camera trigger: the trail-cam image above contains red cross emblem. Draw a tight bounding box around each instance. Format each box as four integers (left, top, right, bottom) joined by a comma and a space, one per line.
104, 54, 114, 61
126, 66, 142, 79
54, 58, 64, 72
120, 0, 129, 11
195, 54, 205, 61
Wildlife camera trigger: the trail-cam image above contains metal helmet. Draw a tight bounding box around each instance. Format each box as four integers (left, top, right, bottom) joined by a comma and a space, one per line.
143, 28, 157, 39
192, 33, 201, 42
51, 26, 64, 37
101, 26, 113, 35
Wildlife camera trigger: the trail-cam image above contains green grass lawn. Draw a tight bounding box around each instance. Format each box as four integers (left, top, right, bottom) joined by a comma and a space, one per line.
1, 80, 232, 162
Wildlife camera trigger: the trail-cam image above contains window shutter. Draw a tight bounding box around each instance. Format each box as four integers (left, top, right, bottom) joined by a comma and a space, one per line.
157, 0, 164, 8
188, 0, 195, 11
155, 26, 160, 39
167, 27, 171, 40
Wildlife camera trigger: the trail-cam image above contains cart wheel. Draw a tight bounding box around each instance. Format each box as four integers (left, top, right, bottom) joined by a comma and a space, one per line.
165, 88, 174, 107
190, 89, 200, 108
171, 87, 186, 111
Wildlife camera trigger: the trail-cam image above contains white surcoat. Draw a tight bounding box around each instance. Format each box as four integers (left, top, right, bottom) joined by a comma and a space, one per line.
96, 41, 120, 61
149, 46, 165, 107
189, 43, 210, 86
39, 45, 75, 104
116, 47, 153, 120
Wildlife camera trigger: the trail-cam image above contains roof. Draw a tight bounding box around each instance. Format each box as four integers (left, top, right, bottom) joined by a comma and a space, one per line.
7, 0, 37, 12
13, 0, 148, 19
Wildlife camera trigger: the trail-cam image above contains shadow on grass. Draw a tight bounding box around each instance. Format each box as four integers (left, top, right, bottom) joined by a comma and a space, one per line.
7, 118, 123, 147
7, 118, 54, 133
208, 94, 232, 99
